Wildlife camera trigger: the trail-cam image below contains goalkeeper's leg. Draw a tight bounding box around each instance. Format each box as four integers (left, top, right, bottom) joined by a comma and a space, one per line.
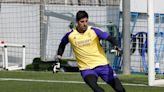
107, 78, 125, 92
98, 65, 125, 92
84, 74, 105, 92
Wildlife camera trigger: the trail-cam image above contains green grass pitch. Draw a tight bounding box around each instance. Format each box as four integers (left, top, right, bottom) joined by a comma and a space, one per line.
0, 70, 164, 92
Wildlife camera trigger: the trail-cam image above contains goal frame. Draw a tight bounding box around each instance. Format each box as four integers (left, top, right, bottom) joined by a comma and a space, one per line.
0, 43, 26, 71
148, 0, 164, 86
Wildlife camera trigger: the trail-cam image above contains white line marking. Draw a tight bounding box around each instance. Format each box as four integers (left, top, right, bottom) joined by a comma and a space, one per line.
0, 78, 147, 86
0, 78, 85, 84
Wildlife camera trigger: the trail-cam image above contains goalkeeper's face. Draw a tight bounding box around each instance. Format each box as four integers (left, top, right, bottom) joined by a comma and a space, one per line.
77, 17, 88, 33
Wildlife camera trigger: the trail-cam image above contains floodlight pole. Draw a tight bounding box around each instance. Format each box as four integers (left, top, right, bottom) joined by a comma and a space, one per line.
122, 0, 131, 74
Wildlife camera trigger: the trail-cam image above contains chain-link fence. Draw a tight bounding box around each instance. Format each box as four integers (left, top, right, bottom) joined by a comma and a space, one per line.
0, 0, 120, 67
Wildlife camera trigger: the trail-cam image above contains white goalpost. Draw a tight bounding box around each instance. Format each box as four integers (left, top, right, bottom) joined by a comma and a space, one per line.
0, 42, 26, 71
148, 0, 164, 86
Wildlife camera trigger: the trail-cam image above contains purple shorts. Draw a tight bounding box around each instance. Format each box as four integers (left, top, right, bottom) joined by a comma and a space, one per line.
80, 64, 117, 83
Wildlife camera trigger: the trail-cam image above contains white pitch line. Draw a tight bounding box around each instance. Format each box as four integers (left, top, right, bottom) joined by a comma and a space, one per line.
0, 78, 147, 86
0, 78, 85, 84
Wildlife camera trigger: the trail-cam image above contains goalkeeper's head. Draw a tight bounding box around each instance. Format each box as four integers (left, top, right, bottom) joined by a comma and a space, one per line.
76, 10, 88, 22
76, 10, 89, 33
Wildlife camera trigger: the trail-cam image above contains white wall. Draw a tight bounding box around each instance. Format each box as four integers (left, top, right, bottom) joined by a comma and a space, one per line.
120, 0, 164, 14
0, 3, 40, 65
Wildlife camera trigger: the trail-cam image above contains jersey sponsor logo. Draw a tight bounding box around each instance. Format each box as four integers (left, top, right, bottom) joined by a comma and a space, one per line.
75, 39, 91, 47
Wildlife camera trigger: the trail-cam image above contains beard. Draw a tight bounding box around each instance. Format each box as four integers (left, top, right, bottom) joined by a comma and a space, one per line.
76, 25, 88, 33
82, 26, 87, 31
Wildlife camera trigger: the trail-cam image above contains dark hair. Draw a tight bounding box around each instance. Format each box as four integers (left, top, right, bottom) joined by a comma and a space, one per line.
76, 10, 88, 21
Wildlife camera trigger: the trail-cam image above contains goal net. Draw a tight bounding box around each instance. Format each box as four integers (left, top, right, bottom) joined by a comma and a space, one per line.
40, 0, 121, 61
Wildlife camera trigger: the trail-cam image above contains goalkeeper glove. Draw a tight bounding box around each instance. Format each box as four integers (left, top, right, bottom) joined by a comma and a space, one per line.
110, 46, 122, 56
52, 55, 61, 73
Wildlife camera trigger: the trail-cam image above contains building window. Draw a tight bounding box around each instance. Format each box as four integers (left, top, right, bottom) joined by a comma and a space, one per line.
160, 15, 164, 23
155, 14, 160, 23
155, 14, 164, 23
131, 12, 139, 22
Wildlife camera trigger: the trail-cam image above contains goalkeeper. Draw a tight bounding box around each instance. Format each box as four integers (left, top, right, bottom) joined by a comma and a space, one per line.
54, 10, 125, 92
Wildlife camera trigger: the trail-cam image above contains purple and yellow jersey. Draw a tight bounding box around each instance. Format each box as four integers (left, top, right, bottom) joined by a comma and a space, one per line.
61, 26, 110, 70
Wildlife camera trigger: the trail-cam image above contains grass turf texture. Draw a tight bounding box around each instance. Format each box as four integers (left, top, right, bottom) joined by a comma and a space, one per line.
0, 70, 164, 92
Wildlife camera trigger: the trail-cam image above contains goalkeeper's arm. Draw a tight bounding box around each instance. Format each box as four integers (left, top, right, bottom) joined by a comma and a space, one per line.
106, 36, 118, 47
53, 31, 70, 73
106, 36, 122, 56
57, 42, 67, 56
53, 41, 67, 73
57, 31, 70, 56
